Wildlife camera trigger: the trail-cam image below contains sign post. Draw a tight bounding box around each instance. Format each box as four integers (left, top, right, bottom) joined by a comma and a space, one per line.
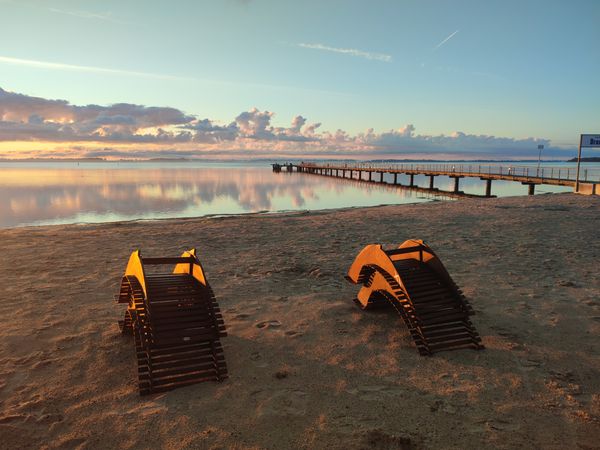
576, 134, 600, 192
537, 144, 544, 174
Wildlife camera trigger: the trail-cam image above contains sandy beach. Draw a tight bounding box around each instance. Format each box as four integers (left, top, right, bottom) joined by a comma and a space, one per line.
0, 192, 599, 450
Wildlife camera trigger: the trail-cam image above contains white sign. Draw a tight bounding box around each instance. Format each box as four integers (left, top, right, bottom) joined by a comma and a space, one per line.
581, 134, 600, 147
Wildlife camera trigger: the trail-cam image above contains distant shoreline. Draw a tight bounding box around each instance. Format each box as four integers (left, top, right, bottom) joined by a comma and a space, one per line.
567, 157, 600, 162
0, 157, 590, 163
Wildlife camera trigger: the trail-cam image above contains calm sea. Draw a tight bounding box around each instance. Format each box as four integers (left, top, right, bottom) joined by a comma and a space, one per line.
0, 160, 596, 228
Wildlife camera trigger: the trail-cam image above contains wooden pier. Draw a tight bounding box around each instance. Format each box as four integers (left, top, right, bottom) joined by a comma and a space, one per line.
272, 162, 599, 197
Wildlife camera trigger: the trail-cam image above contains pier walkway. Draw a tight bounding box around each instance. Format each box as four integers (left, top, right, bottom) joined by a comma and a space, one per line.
272, 162, 600, 197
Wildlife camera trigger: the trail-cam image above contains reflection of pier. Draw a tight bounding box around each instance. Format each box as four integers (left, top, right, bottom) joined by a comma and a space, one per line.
272, 162, 599, 197
299, 165, 488, 199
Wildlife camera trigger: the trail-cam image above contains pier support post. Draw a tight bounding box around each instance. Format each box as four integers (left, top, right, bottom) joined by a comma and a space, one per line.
393, 173, 398, 185
450, 176, 463, 193
368, 171, 372, 181
380, 172, 384, 183
350, 170, 353, 179
523, 183, 537, 195
481, 178, 492, 197
428, 175, 435, 190
409, 174, 414, 187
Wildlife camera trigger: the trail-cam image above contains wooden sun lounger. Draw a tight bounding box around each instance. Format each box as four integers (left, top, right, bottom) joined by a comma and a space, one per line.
115, 249, 227, 395
346, 240, 484, 355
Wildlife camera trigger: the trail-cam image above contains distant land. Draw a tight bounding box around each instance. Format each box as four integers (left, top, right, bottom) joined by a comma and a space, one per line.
567, 157, 600, 162
0, 157, 585, 163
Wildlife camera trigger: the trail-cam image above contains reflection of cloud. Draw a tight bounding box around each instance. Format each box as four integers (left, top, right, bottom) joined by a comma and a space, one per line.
0, 165, 433, 227
0, 167, 316, 226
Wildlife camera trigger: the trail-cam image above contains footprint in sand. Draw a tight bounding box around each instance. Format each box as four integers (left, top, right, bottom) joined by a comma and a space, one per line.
346, 385, 404, 401
284, 330, 303, 337
256, 320, 281, 329
233, 313, 251, 320
0, 414, 28, 424
356, 429, 413, 450
519, 358, 543, 372
257, 389, 307, 417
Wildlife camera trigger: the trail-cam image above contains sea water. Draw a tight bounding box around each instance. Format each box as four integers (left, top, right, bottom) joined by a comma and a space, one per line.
0, 160, 596, 228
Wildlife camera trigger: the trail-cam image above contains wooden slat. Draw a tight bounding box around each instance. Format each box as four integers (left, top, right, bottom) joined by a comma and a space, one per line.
117, 253, 228, 395
348, 241, 484, 356
142, 257, 195, 265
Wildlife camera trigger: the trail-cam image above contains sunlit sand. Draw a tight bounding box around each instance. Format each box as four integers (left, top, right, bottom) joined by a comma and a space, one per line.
0, 193, 598, 449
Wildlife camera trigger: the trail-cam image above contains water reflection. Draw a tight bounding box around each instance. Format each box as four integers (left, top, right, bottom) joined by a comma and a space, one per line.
0, 162, 577, 228
0, 163, 435, 227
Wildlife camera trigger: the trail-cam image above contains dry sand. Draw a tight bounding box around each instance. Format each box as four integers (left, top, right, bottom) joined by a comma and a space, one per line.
0, 193, 599, 450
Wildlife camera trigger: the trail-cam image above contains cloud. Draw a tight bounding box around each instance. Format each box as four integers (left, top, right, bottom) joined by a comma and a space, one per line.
235, 108, 274, 138
297, 43, 392, 62
47, 7, 126, 24
0, 87, 194, 142
0, 55, 190, 81
183, 119, 239, 142
227, 109, 318, 143
0, 86, 572, 159
290, 115, 307, 133
0, 55, 351, 98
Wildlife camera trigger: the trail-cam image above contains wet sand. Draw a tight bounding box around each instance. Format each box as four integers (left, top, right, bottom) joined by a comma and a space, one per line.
0, 193, 599, 449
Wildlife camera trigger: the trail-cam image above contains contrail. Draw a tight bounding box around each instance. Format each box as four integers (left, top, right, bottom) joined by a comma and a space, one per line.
298, 43, 392, 62
434, 30, 459, 50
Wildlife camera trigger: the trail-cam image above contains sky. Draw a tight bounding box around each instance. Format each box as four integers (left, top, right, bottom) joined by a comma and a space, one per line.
0, 0, 599, 160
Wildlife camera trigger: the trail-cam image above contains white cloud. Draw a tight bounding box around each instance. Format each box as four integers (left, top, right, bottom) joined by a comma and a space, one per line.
0, 55, 190, 81
0, 86, 571, 159
0, 55, 351, 98
47, 7, 125, 24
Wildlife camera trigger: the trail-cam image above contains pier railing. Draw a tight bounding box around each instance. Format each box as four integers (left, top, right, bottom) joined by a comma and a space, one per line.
315, 162, 600, 183
273, 161, 599, 196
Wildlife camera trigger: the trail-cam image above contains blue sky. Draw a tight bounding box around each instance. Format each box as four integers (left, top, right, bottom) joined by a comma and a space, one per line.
0, 0, 599, 159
